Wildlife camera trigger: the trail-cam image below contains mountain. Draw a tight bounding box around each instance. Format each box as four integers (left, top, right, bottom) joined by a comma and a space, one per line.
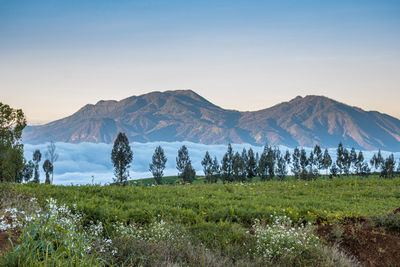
22, 90, 400, 151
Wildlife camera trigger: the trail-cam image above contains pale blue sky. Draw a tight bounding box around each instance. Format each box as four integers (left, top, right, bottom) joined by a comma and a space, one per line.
1, 0, 399, 123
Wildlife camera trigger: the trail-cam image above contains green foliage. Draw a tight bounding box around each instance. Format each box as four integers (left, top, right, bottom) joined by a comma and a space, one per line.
12, 178, 400, 227
176, 145, 196, 183
0, 102, 26, 183
42, 159, 53, 184
149, 145, 167, 185
111, 132, 133, 184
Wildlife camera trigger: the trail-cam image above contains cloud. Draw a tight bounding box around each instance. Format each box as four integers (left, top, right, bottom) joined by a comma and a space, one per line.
23, 142, 400, 185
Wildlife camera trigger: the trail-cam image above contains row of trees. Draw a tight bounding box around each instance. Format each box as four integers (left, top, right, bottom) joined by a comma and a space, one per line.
0, 102, 58, 184
111, 131, 400, 185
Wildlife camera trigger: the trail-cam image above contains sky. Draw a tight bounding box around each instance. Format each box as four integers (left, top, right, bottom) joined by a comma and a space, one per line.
23, 141, 400, 185
1, 0, 400, 123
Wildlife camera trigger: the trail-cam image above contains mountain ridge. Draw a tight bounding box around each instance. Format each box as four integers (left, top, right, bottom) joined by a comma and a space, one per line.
22, 90, 400, 151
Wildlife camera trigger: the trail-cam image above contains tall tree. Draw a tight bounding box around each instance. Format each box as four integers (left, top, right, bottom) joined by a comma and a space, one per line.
176, 145, 195, 183
211, 156, 220, 183
276, 155, 287, 181
241, 148, 248, 181
21, 160, 34, 182
342, 148, 351, 176
308, 151, 318, 178
246, 148, 257, 181
149, 145, 167, 185
355, 151, 364, 175
258, 145, 269, 181
266, 147, 276, 180
0, 102, 26, 183
221, 144, 234, 183
111, 132, 133, 184
313, 145, 323, 171
381, 154, 395, 178
45, 141, 58, 184
232, 152, 246, 182
299, 148, 309, 180
32, 149, 42, 183
349, 148, 357, 174
370, 150, 384, 174
336, 142, 345, 175
42, 159, 53, 184
291, 147, 301, 179
322, 149, 332, 175
201, 151, 213, 183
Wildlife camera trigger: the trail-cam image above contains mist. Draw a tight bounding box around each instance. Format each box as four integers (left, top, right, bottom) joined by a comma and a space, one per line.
23, 142, 400, 185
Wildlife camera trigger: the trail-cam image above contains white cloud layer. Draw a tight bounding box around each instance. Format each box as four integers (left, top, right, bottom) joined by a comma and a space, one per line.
23, 142, 400, 185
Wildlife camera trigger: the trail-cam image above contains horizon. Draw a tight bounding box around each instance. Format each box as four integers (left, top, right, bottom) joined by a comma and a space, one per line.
1, 1, 399, 122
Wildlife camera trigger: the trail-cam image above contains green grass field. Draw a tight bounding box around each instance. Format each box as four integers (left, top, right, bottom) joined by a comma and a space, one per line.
15, 177, 400, 225
2, 177, 400, 266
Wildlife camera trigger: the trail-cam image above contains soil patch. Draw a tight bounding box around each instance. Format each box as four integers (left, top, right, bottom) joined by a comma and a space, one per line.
316, 218, 400, 267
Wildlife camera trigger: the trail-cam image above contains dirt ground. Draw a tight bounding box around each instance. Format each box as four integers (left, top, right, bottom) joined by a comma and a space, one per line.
316, 216, 400, 267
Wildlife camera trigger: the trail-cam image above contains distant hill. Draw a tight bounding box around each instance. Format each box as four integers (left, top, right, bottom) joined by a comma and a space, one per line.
22, 90, 400, 151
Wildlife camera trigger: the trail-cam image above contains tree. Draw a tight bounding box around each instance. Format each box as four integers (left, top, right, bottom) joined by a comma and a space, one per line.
284, 150, 291, 165
370, 150, 384, 174
276, 155, 287, 181
232, 152, 246, 182
45, 141, 58, 184
211, 156, 220, 183
322, 149, 332, 175
241, 148, 248, 181
258, 146, 268, 181
33, 149, 42, 183
291, 147, 301, 179
201, 151, 213, 183
42, 159, 53, 184
149, 145, 167, 185
342, 148, 351, 176
336, 142, 345, 175
355, 151, 364, 175
349, 148, 357, 174
111, 132, 133, 184
313, 145, 323, 171
299, 148, 309, 180
308, 151, 318, 178
0, 102, 26, 182
266, 147, 276, 180
330, 163, 338, 178
246, 148, 257, 181
381, 154, 395, 178
176, 145, 195, 183
221, 144, 234, 183
21, 160, 34, 182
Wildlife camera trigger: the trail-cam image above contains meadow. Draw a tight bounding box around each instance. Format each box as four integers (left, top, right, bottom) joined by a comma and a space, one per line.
1, 177, 400, 266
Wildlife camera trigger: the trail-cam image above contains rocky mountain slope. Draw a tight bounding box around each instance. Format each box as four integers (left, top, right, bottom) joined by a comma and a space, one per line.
22, 90, 400, 151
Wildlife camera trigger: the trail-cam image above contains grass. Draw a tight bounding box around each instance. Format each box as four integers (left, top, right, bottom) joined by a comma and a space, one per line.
2, 177, 398, 266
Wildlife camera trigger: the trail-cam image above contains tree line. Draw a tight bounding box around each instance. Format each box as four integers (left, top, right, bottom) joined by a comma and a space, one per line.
0, 102, 58, 184
111, 132, 400, 185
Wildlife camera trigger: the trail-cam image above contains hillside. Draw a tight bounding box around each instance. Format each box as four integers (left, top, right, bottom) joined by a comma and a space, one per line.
22, 90, 400, 150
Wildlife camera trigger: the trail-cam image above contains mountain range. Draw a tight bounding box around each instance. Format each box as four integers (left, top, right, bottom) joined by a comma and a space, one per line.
22, 90, 400, 151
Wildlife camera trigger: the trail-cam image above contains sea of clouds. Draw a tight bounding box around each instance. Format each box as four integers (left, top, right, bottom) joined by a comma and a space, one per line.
23, 142, 400, 185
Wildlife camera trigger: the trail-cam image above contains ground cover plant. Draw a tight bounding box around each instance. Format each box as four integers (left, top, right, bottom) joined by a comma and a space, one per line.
1, 177, 399, 266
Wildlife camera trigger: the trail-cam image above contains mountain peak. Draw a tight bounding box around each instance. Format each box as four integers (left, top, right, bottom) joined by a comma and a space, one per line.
22, 90, 400, 151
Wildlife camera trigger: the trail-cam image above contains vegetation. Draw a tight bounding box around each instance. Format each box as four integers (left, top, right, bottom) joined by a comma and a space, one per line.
111, 132, 133, 184
149, 145, 167, 185
2, 178, 386, 266
176, 145, 196, 183
0, 102, 26, 183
